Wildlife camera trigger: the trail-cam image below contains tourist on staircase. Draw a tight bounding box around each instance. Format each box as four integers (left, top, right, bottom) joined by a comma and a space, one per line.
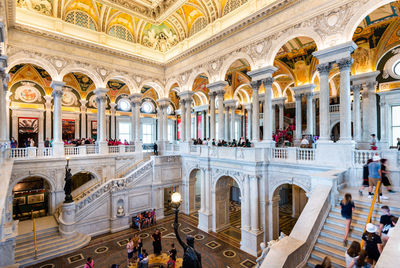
367, 155, 388, 200
379, 206, 395, 246
361, 223, 382, 266
345, 241, 361, 267
359, 159, 372, 196
350, 250, 371, 268
340, 193, 355, 246
380, 159, 395, 193
383, 216, 398, 244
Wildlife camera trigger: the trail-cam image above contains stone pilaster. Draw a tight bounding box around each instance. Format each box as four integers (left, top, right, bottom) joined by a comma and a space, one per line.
207, 81, 227, 141
50, 81, 66, 156
94, 88, 108, 154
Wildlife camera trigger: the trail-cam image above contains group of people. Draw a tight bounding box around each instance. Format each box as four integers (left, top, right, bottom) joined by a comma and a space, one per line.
132, 209, 157, 231
338, 192, 397, 267
191, 137, 252, 147
107, 139, 132, 146
125, 230, 178, 268
10, 137, 35, 148
359, 155, 395, 199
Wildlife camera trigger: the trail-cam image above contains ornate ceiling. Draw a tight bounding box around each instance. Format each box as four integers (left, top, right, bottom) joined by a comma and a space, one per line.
16, 0, 250, 52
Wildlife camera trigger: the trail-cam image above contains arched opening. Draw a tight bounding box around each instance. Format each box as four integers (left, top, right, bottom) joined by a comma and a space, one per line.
188, 169, 201, 217
191, 74, 210, 140
214, 176, 242, 243
12, 176, 51, 221
71, 171, 95, 192
272, 183, 308, 238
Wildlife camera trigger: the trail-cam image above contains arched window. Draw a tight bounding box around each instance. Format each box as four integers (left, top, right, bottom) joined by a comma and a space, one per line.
108, 25, 133, 42
189, 17, 207, 36
222, 0, 248, 16
65, 11, 97, 31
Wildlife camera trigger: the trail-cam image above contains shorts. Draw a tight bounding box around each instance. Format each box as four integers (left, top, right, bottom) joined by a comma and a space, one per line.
382, 176, 391, 187
128, 251, 133, 259
341, 212, 352, 220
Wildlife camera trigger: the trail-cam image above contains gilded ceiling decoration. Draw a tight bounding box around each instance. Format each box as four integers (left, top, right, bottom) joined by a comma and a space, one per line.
16, 0, 250, 52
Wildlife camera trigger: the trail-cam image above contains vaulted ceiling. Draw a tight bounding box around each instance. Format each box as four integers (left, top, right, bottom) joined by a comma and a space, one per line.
16, 0, 249, 52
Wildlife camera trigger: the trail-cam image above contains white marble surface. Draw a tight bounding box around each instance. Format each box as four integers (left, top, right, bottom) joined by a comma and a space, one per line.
18, 216, 57, 235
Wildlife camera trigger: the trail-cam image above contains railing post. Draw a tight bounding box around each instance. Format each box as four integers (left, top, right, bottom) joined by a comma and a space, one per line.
78, 145, 87, 155
27, 147, 37, 158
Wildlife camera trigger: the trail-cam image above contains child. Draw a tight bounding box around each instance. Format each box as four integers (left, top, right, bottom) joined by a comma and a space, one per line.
340, 193, 355, 246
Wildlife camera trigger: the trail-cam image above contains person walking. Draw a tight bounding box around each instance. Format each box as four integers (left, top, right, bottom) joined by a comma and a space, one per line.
380, 159, 395, 193
340, 193, 355, 246
367, 155, 388, 200
126, 237, 134, 266
379, 206, 395, 244
152, 229, 162, 256
350, 250, 371, 268
345, 241, 360, 268
362, 223, 382, 266
84, 257, 94, 268
359, 159, 372, 196
153, 142, 158, 155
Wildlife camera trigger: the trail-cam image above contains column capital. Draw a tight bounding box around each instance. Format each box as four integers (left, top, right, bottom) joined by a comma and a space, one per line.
50, 81, 66, 91
351, 71, 380, 86
79, 99, 88, 106
129, 93, 142, 104
110, 102, 117, 111
157, 97, 170, 108
351, 84, 362, 93
337, 57, 353, 71
312, 41, 357, 64
262, 77, 274, 88
44, 95, 53, 103
272, 97, 286, 105
292, 84, 316, 98
223, 99, 237, 108
0, 55, 8, 71
207, 81, 227, 93
248, 66, 277, 81
93, 87, 108, 97
316, 63, 332, 76
250, 80, 262, 92
244, 103, 252, 110
178, 90, 194, 101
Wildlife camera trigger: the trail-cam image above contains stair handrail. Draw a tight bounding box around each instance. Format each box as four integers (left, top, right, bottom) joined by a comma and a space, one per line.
75, 159, 153, 213
360, 180, 381, 248
31, 211, 38, 259
73, 176, 107, 201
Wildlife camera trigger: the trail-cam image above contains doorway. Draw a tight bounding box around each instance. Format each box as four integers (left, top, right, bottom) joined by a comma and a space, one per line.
18, 117, 38, 147
13, 177, 50, 221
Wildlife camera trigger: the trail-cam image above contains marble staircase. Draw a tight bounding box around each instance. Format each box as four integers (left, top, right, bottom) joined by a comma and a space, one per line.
15, 216, 90, 267
306, 198, 400, 267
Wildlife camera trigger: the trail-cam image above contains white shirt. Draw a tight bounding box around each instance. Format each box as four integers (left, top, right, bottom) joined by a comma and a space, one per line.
300, 139, 309, 145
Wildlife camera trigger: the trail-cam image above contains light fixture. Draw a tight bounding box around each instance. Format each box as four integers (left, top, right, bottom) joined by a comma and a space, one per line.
171, 192, 182, 204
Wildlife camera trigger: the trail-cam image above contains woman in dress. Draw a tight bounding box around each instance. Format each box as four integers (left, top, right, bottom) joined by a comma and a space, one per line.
152, 229, 162, 256
362, 223, 382, 266
340, 193, 355, 246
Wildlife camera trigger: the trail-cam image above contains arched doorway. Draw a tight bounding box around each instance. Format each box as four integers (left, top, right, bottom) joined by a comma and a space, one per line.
214, 176, 242, 243
71, 171, 96, 192
272, 183, 308, 238
188, 169, 201, 216
331, 122, 340, 142
12, 176, 50, 221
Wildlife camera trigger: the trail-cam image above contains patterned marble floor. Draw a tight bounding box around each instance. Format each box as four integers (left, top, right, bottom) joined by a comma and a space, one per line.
279, 204, 298, 236
27, 214, 256, 268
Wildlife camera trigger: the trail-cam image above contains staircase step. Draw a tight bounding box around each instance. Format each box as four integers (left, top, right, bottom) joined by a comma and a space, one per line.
329, 211, 380, 225
317, 236, 348, 252
15, 233, 91, 266
323, 223, 363, 240
331, 206, 382, 221
314, 243, 345, 261
307, 257, 321, 267
311, 250, 346, 268
325, 217, 365, 232
16, 226, 58, 243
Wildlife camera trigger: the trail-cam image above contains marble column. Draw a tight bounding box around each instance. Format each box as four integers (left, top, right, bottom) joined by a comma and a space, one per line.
131, 103, 136, 142
200, 169, 206, 212
185, 98, 192, 142
209, 93, 216, 141
306, 92, 314, 135
157, 107, 163, 141
217, 91, 225, 141
0, 56, 8, 147
180, 100, 186, 141
250, 176, 259, 231
295, 94, 302, 141
50, 81, 66, 156
272, 104, 276, 133
379, 96, 389, 147
133, 96, 141, 146
263, 77, 274, 143
224, 104, 229, 141
110, 103, 116, 139
352, 85, 362, 142
316, 63, 332, 141
366, 81, 378, 138
243, 176, 250, 230
245, 104, 252, 140
231, 102, 236, 140
337, 57, 354, 142
79, 99, 87, 139
251, 80, 261, 142
163, 106, 168, 142
278, 102, 284, 130
94, 88, 108, 154
44, 96, 53, 140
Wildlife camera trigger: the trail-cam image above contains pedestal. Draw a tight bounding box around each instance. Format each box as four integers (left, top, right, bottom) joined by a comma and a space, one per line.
52, 141, 65, 156
97, 141, 108, 154
240, 229, 264, 257
315, 142, 355, 168
0, 237, 15, 267
254, 140, 275, 148
197, 211, 212, 232
59, 202, 76, 237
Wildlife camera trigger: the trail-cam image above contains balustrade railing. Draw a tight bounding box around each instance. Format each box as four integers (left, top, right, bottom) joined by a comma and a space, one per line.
124, 145, 135, 153
75, 159, 153, 213
296, 148, 315, 161
329, 104, 340, 113
86, 144, 98, 154
271, 148, 288, 159
108, 146, 120, 154
353, 150, 380, 166
65, 146, 80, 156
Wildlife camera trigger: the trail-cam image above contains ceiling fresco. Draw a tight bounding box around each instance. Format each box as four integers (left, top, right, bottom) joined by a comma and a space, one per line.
16, 0, 250, 52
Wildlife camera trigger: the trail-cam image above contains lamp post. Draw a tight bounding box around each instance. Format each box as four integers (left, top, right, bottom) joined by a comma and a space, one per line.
64, 156, 73, 203
172, 192, 202, 268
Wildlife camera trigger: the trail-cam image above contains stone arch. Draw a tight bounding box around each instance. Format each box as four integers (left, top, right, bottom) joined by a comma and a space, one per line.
9, 173, 56, 196
58, 64, 104, 89
344, 0, 394, 41
7, 53, 58, 80
272, 82, 282, 98
193, 91, 208, 106
187, 69, 211, 92
138, 80, 164, 99
104, 73, 138, 94
234, 84, 251, 104
219, 53, 255, 81
213, 173, 243, 193
165, 79, 182, 93
270, 179, 310, 198
266, 31, 323, 66
283, 85, 295, 103
188, 168, 202, 214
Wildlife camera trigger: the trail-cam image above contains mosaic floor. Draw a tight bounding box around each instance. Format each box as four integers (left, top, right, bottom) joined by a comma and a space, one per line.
27, 214, 256, 268
279, 204, 298, 235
